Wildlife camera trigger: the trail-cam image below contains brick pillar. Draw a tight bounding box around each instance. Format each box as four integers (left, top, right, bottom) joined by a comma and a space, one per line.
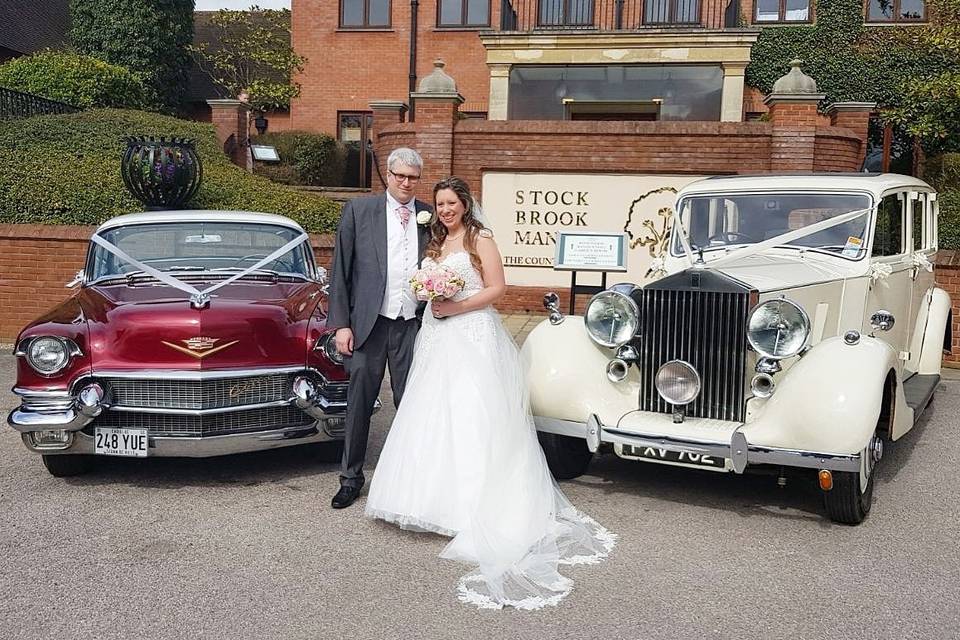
409, 60, 464, 193
828, 102, 876, 170
765, 94, 824, 172
369, 100, 409, 194
207, 99, 251, 168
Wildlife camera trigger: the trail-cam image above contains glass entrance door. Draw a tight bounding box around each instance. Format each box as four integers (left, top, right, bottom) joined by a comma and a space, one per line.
338, 112, 373, 188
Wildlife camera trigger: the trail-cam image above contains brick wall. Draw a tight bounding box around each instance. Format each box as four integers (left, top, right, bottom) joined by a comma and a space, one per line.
2, 225, 956, 367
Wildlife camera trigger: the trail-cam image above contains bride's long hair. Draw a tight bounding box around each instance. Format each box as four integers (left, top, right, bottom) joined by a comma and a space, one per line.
427, 177, 486, 273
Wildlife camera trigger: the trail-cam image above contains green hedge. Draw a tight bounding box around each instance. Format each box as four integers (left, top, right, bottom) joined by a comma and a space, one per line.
924, 154, 960, 250
251, 130, 347, 186
0, 108, 341, 233
0, 51, 147, 109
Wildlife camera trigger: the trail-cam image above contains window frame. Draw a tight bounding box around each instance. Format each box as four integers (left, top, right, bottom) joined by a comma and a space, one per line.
642, 0, 703, 26
753, 0, 813, 23
871, 191, 907, 258
340, 0, 392, 29
537, 0, 595, 27
863, 0, 927, 23
437, 0, 491, 27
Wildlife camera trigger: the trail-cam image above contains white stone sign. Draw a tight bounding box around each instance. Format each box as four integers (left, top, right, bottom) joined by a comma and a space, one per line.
481, 172, 707, 286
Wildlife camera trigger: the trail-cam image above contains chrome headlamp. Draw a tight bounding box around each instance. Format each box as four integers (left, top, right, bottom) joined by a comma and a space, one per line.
655, 360, 701, 406
746, 297, 810, 360
19, 337, 79, 376
584, 290, 639, 348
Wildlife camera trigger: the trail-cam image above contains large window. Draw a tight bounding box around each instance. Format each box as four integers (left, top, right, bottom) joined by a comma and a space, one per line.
341, 0, 391, 28
755, 0, 810, 22
866, 0, 925, 22
872, 194, 904, 257
644, 0, 700, 24
439, 0, 490, 26
508, 65, 723, 121
539, 0, 594, 26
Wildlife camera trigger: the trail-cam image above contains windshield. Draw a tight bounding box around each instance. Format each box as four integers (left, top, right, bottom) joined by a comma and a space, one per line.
87, 221, 315, 281
670, 193, 872, 259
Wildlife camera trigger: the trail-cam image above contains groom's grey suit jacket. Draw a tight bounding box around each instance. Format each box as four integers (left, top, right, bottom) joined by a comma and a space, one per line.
327, 192, 432, 349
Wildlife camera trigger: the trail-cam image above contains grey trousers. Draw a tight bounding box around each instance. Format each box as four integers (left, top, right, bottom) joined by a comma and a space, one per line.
340, 314, 419, 488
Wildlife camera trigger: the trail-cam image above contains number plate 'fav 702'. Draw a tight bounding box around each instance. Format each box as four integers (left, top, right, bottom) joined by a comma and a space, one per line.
94, 427, 148, 457
618, 444, 726, 470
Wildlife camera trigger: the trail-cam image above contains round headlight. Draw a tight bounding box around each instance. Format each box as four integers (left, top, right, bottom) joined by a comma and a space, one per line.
655, 360, 701, 406
320, 332, 344, 365
747, 298, 810, 359
584, 290, 639, 348
26, 337, 70, 375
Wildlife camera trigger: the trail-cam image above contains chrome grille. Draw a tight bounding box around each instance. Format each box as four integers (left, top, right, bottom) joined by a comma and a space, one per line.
99, 374, 297, 410
88, 405, 314, 438
636, 278, 751, 422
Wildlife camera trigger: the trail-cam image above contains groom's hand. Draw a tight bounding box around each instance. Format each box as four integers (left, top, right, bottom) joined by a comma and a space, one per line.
335, 328, 354, 356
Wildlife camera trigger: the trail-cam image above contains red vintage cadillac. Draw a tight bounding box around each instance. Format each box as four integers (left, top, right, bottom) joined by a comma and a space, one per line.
8, 210, 356, 476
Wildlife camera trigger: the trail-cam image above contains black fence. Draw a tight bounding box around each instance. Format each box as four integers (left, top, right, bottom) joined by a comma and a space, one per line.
0, 86, 80, 119
500, 0, 739, 30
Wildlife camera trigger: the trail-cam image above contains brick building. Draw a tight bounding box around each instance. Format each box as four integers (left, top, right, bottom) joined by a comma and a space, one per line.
287, 0, 927, 186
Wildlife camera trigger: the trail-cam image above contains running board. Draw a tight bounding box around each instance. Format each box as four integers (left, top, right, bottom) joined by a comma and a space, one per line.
903, 374, 940, 423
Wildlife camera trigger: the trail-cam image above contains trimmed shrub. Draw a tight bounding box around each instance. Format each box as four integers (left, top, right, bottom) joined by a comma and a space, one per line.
925, 153, 960, 250
70, 0, 194, 112
252, 130, 347, 186
0, 51, 147, 109
0, 108, 341, 233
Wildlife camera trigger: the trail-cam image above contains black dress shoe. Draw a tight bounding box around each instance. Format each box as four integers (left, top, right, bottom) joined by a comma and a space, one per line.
332, 484, 362, 509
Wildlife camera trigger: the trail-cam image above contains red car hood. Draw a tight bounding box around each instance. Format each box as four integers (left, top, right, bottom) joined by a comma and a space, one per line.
81, 280, 320, 371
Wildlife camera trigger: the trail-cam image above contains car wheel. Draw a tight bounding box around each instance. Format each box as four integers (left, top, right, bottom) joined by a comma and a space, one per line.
823, 437, 880, 525
42, 454, 95, 477
537, 431, 593, 480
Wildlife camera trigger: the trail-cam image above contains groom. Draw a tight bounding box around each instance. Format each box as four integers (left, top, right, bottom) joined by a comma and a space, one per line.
326, 147, 432, 509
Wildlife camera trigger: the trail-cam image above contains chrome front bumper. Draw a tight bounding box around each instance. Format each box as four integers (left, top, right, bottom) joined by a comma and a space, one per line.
535, 414, 862, 473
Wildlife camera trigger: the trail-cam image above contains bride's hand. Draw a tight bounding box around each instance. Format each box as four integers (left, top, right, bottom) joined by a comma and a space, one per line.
432, 299, 458, 319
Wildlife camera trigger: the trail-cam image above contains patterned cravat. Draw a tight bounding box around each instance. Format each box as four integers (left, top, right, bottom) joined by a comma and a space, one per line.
396, 204, 411, 230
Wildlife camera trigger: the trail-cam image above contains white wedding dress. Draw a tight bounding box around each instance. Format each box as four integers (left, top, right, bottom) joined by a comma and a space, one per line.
364, 251, 616, 610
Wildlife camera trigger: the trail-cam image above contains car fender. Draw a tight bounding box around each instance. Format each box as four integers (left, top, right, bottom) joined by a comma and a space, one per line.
918, 287, 952, 375
520, 317, 640, 426
742, 335, 908, 455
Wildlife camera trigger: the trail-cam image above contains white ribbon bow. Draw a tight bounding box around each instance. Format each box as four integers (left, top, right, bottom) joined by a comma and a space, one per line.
91, 232, 310, 308
908, 251, 934, 273
868, 262, 893, 282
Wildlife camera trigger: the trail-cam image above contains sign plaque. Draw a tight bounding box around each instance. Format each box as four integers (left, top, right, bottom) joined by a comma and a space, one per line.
554, 232, 628, 272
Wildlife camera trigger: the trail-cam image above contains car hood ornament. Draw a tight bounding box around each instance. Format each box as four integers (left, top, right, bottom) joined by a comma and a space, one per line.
162, 337, 239, 359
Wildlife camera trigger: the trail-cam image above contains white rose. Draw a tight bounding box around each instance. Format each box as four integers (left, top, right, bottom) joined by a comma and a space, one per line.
416, 210, 432, 225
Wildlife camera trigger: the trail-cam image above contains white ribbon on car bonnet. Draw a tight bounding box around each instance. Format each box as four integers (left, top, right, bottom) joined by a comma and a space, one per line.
90, 232, 310, 308
675, 205, 876, 270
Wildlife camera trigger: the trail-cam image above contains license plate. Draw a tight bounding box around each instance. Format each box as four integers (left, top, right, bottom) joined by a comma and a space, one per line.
94, 427, 148, 458
620, 444, 725, 469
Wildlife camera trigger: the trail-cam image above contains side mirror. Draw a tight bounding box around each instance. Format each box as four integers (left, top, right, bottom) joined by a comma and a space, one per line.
66, 271, 85, 288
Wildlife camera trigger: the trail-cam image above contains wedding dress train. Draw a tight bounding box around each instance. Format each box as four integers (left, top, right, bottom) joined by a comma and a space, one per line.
364, 251, 616, 610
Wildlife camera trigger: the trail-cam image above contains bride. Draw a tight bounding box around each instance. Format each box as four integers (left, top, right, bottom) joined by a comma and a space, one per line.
364, 176, 616, 610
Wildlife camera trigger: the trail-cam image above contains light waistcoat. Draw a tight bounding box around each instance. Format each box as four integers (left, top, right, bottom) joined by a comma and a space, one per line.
380, 192, 419, 320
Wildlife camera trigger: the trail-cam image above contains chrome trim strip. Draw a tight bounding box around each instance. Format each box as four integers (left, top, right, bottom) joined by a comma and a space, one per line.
12, 387, 72, 398
8, 407, 94, 432
85, 366, 305, 381
108, 399, 295, 416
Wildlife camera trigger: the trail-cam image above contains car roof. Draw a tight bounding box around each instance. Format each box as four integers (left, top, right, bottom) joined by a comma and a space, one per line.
94, 210, 306, 234
679, 173, 933, 198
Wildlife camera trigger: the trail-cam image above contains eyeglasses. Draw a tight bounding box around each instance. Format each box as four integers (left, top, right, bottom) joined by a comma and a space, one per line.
388, 170, 421, 184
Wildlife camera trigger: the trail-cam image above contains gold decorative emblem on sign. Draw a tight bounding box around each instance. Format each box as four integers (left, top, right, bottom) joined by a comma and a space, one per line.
162, 336, 239, 359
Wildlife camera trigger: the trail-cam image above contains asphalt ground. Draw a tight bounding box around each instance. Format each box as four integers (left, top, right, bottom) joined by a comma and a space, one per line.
1, 351, 959, 640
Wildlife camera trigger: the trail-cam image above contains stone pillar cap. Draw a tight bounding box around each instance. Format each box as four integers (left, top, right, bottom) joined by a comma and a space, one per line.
369, 100, 409, 111
772, 59, 819, 94
828, 101, 878, 112
417, 59, 458, 93
206, 98, 252, 109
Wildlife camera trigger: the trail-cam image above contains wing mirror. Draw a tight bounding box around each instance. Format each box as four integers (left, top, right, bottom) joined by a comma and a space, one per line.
65, 271, 85, 288
870, 310, 895, 334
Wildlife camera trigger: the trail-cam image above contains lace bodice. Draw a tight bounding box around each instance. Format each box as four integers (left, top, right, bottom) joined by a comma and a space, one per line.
421, 251, 485, 302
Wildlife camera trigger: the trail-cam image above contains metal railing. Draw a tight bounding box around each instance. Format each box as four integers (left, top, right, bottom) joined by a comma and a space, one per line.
0, 86, 80, 119
500, 0, 705, 31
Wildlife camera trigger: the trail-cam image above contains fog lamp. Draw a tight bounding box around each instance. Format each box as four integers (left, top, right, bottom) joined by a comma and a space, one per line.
77, 383, 105, 417
30, 429, 72, 449
655, 360, 701, 406
293, 376, 317, 403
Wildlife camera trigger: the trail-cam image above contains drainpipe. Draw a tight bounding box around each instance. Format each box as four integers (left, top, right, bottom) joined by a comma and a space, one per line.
408, 0, 419, 122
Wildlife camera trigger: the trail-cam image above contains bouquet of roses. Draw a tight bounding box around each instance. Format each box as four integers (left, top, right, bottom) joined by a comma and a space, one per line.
410, 264, 466, 302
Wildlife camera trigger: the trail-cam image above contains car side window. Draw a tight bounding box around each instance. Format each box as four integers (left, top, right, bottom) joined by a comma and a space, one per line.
912, 194, 925, 251
872, 193, 904, 257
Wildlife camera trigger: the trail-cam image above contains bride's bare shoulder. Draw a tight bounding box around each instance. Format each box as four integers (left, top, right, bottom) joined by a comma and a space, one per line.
478, 228, 494, 239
